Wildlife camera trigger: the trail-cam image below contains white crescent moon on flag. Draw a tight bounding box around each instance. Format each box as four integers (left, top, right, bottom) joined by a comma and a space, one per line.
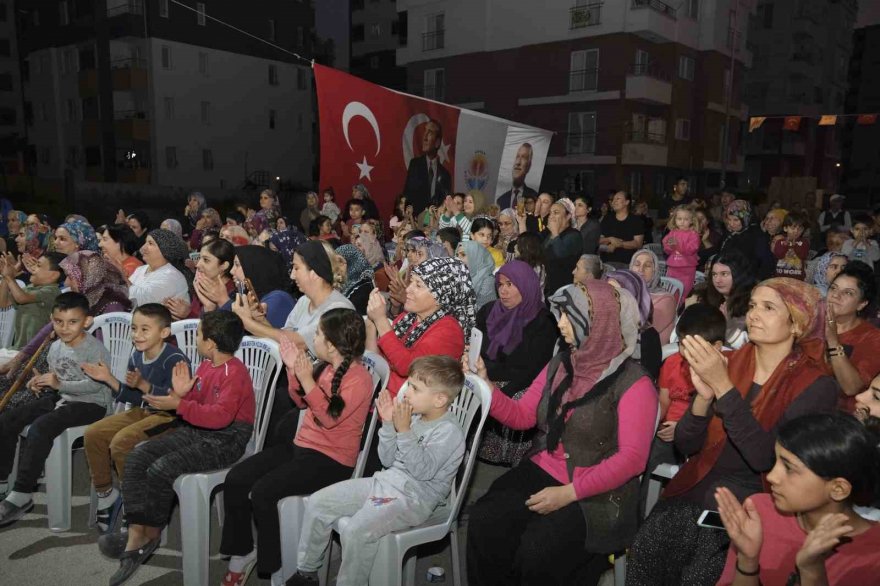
342, 102, 381, 156
402, 113, 430, 169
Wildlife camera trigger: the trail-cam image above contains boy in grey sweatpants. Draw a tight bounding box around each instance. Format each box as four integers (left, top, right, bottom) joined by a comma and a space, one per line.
288, 355, 466, 586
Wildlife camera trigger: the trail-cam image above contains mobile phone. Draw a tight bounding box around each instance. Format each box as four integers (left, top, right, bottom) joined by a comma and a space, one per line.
244, 278, 259, 303
697, 510, 725, 530
235, 280, 247, 299
467, 328, 483, 373
189, 251, 200, 262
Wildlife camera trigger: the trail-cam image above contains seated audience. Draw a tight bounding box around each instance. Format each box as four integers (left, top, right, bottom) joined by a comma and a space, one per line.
128, 229, 191, 307
457, 240, 498, 311
629, 249, 677, 344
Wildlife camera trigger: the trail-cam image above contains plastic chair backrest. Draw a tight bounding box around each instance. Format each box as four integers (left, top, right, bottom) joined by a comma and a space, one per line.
89, 312, 134, 381
659, 276, 684, 302
657, 260, 668, 277
645, 243, 665, 260
170, 319, 201, 367
0, 305, 16, 348
234, 336, 282, 452
353, 351, 391, 478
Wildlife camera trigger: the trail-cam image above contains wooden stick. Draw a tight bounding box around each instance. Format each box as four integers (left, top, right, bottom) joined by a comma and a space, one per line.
0, 334, 54, 413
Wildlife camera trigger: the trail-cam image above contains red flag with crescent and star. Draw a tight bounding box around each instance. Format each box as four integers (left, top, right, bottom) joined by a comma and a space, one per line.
314, 64, 460, 219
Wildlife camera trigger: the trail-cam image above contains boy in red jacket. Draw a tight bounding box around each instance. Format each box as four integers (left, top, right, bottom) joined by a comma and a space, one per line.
98, 311, 255, 586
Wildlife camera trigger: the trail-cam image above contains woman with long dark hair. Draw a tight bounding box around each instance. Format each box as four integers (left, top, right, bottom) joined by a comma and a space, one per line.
700, 248, 758, 348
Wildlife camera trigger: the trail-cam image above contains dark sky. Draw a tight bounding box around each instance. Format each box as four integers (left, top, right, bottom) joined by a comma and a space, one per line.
315, 0, 350, 70
858, 2, 880, 27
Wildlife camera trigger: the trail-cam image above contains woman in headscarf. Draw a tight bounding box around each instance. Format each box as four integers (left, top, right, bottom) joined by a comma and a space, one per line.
159, 219, 183, 238
626, 278, 840, 586
606, 269, 662, 380
543, 198, 583, 296
572, 254, 603, 286
4, 211, 25, 255
257, 189, 282, 228
457, 240, 497, 311
184, 191, 206, 234
219, 224, 251, 247
13, 223, 51, 279
219, 245, 295, 330
188, 207, 222, 251
467, 280, 658, 586
496, 208, 520, 262
365, 256, 475, 397
129, 229, 191, 307
268, 225, 307, 275
476, 260, 558, 466
811, 251, 847, 296
300, 191, 321, 233
719, 200, 775, 279
629, 248, 677, 344
0, 251, 131, 411
243, 211, 269, 242
53, 219, 99, 255
335, 244, 374, 315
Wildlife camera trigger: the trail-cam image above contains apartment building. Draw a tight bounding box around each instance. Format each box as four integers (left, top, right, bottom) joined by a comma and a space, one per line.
350, 0, 406, 89
842, 24, 880, 206
17, 0, 316, 189
396, 0, 753, 200
0, 1, 24, 175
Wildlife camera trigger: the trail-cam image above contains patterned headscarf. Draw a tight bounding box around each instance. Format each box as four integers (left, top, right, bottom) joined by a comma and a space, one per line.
606, 269, 653, 330
59, 250, 132, 315
187, 191, 206, 221
148, 228, 188, 261
757, 277, 824, 344
59, 219, 99, 252
336, 244, 375, 296
19, 224, 50, 257
269, 227, 307, 273
812, 252, 848, 296
726, 200, 752, 232
160, 218, 183, 237
244, 212, 269, 238
497, 208, 520, 237
765, 208, 788, 226
406, 235, 448, 260
555, 198, 577, 228
201, 208, 222, 229
630, 248, 664, 293
393, 257, 476, 347
222, 225, 251, 246
357, 232, 385, 266
458, 240, 497, 310
485, 260, 544, 360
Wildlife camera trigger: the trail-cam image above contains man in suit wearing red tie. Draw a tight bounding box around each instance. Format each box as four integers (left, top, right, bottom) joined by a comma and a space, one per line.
403, 119, 451, 216
496, 143, 538, 211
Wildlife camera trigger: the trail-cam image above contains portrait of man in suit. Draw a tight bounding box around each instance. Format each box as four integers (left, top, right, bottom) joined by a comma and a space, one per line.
496, 142, 538, 211
402, 118, 452, 215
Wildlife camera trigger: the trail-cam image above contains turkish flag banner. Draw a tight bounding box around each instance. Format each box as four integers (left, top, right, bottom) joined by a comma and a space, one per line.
314, 65, 553, 220
783, 116, 802, 131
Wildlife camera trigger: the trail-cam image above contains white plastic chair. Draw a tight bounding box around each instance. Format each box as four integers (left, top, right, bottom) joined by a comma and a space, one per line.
19, 312, 134, 532
657, 259, 668, 277
659, 276, 684, 304
644, 243, 665, 260
170, 318, 200, 366
644, 463, 680, 519
0, 305, 16, 348
320, 373, 492, 586
173, 336, 282, 586
275, 351, 391, 584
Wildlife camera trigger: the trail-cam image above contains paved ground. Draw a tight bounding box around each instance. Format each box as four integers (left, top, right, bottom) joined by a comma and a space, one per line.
0, 448, 510, 586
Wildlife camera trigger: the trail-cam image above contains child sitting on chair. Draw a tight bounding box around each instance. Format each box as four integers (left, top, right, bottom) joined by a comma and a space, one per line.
287, 355, 466, 586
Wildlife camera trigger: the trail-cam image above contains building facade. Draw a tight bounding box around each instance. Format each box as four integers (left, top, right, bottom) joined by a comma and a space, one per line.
0, 1, 25, 176
17, 0, 315, 190
842, 24, 880, 208
396, 0, 752, 201
744, 0, 857, 192
350, 0, 406, 89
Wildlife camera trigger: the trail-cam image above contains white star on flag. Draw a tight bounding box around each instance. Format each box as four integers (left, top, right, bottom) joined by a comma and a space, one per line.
355, 156, 374, 181
438, 140, 451, 165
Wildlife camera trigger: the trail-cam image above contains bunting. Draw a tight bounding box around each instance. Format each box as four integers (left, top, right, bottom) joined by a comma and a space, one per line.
818, 115, 837, 126
857, 114, 878, 125
748, 116, 766, 133
783, 116, 802, 131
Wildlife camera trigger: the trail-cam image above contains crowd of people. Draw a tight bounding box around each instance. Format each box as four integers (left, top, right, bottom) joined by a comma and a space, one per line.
0, 181, 879, 586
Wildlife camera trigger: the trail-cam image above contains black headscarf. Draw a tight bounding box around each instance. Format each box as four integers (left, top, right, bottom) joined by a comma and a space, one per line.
235, 245, 289, 298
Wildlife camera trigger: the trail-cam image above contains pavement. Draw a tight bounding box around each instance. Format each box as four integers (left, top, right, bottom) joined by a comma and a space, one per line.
0, 447, 511, 586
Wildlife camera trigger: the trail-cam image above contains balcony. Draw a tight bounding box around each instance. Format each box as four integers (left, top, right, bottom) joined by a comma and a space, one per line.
622, 130, 668, 166
422, 30, 444, 52
570, 3, 602, 29
703, 154, 745, 172
625, 64, 671, 105
114, 110, 150, 141
106, 0, 147, 38
106, 0, 143, 17
628, 0, 677, 43
111, 57, 148, 91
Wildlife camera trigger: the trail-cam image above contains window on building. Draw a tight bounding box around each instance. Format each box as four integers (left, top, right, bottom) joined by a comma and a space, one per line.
32, 9, 40, 26
31, 55, 41, 76
61, 48, 78, 74
0, 39, 11, 57
268, 19, 276, 41
423, 68, 445, 101
570, 49, 599, 92
268, 64, 279, 85
67, 146, 79, 169
352, 25, 364, 42
202, 149, 213, 170
269, 109, 276, 130
423, 13, 444, 51
40, 146, 51, 164
196, 2, 205, 26
59, 1, 69, 25
166, 146, 178, 169
687, 0, 699, 19
85, 146, 101, 166
198, 52, 208, 75
398, 11, 408, 45
567, 111, 597, 154
161, 45, 172, 69
370, 23, 381, 38
0, 73, 11, 91
164, 97, 174, 120
352, 0, 364, 9
39, 102, 47, 122
82, 96, 99, 119
159, 0, 169, 18
629, 170, 642, 198
757, 3, 773, 28
298, 113, 303, 130
297, 26, 304, 47
0, 4, 7, 22
675, 119, 691, 140
79, 45, 96, 70
297, 68, 306, 90
635, 49, 649, 74
201, 100, 210, 124
370, 55, 380, 69
678, 55, 695, 80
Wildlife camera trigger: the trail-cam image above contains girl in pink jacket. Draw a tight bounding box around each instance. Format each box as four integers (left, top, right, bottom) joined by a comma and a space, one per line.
662, 206, 701, 299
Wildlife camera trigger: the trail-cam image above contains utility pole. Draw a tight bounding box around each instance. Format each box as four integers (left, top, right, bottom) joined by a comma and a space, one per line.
720, 0, 739, 189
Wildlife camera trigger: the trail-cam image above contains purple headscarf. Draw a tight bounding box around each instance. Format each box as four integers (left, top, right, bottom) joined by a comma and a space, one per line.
484, 260, 544, 360
605, 268, 653, 330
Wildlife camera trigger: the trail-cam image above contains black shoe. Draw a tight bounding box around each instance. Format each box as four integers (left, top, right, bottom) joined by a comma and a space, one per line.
108, 538, 160, 586
285, 571, 319, 586
0, 499, 34, 528
98, 529, 130, 559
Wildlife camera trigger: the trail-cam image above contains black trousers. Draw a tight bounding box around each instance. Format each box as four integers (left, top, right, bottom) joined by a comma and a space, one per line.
219, 442, 352, 575
0, 393, 106, 493
466, 459, 588, 586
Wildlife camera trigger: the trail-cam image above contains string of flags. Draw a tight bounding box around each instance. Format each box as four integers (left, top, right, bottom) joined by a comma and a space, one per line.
749, 113, 878, 132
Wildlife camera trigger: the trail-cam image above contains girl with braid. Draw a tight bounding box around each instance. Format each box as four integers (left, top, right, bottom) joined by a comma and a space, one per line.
218, 308, 373, 584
